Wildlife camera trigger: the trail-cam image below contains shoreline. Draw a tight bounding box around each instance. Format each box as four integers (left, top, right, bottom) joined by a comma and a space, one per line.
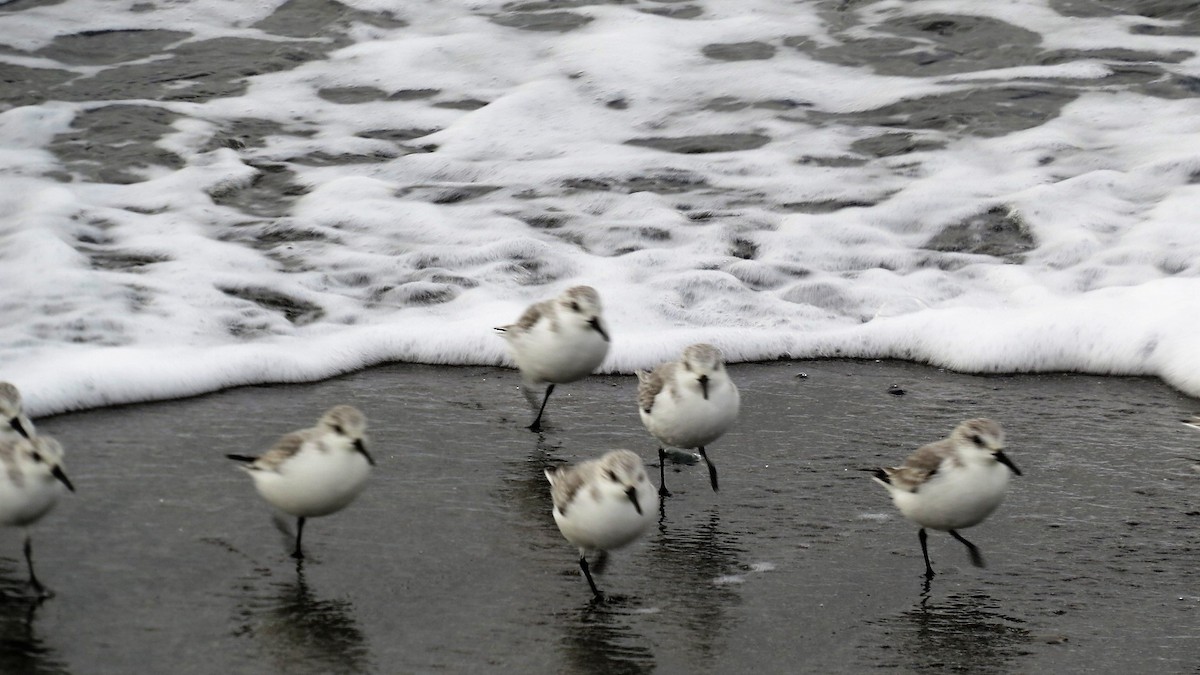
12, 358, 1200, 672
30, 353, 1200, 421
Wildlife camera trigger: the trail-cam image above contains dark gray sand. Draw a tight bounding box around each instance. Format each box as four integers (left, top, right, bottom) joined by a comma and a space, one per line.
9, 360, 1200, 673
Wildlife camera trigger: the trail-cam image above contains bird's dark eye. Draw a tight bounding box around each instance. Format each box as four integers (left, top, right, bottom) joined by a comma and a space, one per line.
971, 434, 983, 446
570, 301, 581, 312
605, 469, 617, 481
334, 425, 346, 435
30, 453, 42, 463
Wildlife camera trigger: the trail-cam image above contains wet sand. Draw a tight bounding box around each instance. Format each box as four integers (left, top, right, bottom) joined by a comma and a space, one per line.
8, 360, 1200, 673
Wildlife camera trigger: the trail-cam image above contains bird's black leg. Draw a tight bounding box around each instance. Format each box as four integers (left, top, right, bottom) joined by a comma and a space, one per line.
949, 529, 985, 568
919, 528, 935, 579
579, 554, 603, 600
699, 447, 719, 492
23, 534, 46, 597
291, 517, 306, 560
528, 384, 555, 432
657, 447, 671, 497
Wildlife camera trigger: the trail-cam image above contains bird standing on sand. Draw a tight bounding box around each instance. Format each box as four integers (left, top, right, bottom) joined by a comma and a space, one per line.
636, 344, 739, 495
227, 405, 374, 560
495, 286, 611, 432
870, 418, 1021, 579
545, 449, 656, 599
0, 434, 75, 596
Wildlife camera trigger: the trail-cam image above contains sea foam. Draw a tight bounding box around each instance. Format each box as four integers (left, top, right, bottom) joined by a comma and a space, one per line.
2, 0, 1199, 415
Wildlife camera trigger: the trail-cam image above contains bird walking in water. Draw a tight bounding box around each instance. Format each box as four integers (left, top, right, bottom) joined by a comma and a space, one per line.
227, 405, 374, 560
870, 418, 1021, 579
495, 286, 610, 433
545, 449, 656, 600
636, 344, 739, 496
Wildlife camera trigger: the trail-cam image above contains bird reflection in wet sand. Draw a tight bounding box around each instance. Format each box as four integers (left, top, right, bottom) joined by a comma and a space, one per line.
559, 600, 655, 675
864, 591, 1031, 673
648, 508, 746, 655
0, 581, 68, 675
235, 566, 371, 675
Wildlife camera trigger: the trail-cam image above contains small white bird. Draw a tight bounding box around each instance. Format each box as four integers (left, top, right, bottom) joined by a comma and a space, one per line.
545, 449, 657, 599
495, 286, 611, 432
870, 418, 1021, 579
227, 405, 374, 560
0, 435, 75, 596
636, 344, 740, 495
0, 382, 35, 440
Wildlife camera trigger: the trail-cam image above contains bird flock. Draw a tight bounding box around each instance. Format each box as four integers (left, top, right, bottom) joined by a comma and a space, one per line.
499, 286, 1017, 598
0, 285, 1194, 601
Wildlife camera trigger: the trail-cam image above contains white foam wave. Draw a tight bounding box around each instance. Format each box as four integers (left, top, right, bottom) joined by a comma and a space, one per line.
2, 0, 1200, 415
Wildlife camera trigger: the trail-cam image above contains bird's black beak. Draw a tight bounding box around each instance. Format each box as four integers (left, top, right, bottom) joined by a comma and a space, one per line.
626, 486, 642, 515
52, 466, 75, 492
994, 450, 1021, 476
354, 438, 376, 466
699, 374, 710, 400
588, 317, 610, 343
9, 417, 29, 439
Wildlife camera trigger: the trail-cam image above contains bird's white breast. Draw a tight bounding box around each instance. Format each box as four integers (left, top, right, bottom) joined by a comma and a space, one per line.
0, 469, 62, 527
641, 376, 739, 449
890, 459, 1011, 531
509, 319, 609, 384
251, 444, 371, 518
553, 481, 656, 553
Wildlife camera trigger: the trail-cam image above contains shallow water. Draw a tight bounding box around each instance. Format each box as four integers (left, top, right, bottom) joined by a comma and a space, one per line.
11, 360, 1200, 672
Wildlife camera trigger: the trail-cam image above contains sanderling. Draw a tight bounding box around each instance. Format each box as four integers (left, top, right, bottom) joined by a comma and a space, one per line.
0, 435, 75, 596
495, 286, 610, 432
227, 405, 374, 560
870, 418, 1021, 579
545, 449, 656, 599
0, 382, 35, 440
636, 344, 740, 495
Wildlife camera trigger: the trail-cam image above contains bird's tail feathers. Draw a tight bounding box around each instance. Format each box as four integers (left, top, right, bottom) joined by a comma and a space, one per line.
859, 467, 893, 488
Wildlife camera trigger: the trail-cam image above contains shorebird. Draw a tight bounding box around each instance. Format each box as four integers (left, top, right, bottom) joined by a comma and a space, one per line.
545, 449, 656, 599
870, 418, 1021, 579
227, 405, 374, 560
636, 344, 739, 495
0, 434, 74, 596
0, 382, 34, 440
495, 286, 610, 432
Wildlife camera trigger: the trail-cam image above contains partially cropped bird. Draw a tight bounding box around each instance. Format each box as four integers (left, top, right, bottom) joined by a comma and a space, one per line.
0, 434, 74, 596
